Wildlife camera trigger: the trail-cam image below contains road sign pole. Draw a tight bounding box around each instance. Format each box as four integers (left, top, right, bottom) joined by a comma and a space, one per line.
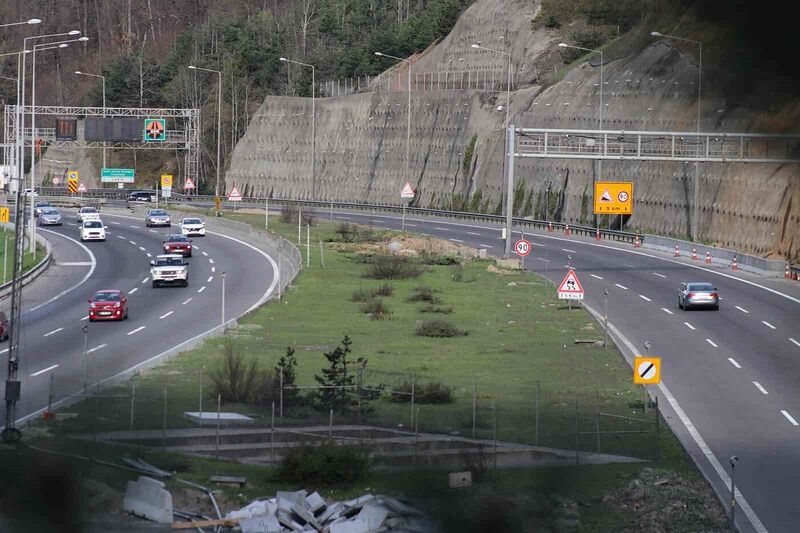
265, 197, 269, 230
402, 204, 406, 231
603, 289, 609, 350
504, 125, 515, 258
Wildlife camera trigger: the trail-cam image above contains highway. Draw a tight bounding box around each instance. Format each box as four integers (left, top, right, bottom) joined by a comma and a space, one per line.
313, 207, 798, 533
2, 207, 277, 431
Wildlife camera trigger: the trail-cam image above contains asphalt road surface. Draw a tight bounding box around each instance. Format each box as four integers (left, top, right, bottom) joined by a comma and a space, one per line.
2, 208, 277, 432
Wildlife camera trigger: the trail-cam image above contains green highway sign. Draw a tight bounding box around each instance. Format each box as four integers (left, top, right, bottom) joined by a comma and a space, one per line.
101, 168, 135, 183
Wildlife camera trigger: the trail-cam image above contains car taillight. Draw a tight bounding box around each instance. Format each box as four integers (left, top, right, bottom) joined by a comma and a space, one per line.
687, 293, 696, 299
710, 292, 718, 298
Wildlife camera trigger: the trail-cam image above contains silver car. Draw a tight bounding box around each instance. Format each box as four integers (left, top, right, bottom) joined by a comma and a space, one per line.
678, 282, 719, 310
145, 209, 171, 227
38, 207, 62, 226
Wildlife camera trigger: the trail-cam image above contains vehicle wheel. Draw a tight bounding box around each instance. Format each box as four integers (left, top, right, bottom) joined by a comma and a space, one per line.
678, 298, 683, 310
124, 310, 129, 320
152, 281, 158, 289
88, 317, 95, 322
183, 281, 188, 288
713, 304, 719, 311
187, 252, 192, 258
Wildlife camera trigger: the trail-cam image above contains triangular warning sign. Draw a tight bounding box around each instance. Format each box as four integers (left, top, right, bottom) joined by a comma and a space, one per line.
599, 188, 612, 202
184, 177, 195, 189
77, 182, 87, 193
228, 186, 242, 201
557, 268, 584, 294
400, 182, 415, 198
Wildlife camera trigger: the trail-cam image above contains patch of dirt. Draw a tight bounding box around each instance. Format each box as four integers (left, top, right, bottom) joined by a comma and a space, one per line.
170, 486, 234, 518
603, 467, 728, 532
487, 265, 517, 275
330, 233, 474, 257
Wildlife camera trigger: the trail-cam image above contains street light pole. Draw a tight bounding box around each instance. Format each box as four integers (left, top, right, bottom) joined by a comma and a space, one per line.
558, 43, 603, 229
652, 32, 702, 241
221, 271, 226, 331
374, 52, 413, 197
74, 70, 106, 170
279, 58, 316, 198
188, 65, 223, 202
729, 455, 739, 531
0, 18, 41, 30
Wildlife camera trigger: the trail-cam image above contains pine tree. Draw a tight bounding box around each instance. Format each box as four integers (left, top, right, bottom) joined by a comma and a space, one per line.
314, 335, 367, 413
276, 346, 299, 407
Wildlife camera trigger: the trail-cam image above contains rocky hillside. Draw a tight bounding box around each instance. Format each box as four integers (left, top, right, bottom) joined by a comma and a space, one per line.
226, 0, 800, 260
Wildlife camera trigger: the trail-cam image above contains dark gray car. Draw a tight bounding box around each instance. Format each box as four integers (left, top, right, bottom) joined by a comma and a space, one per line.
678, 282, 719, 310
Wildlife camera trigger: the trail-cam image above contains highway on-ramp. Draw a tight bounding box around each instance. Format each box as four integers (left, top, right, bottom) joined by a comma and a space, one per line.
2, 208, 277, 430
314, 207, 799, 533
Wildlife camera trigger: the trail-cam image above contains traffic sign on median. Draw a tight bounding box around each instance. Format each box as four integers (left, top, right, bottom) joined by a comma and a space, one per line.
514, 239, 531, 257
0, 207, 9, 223
228, 186, 242, 202
594, 182, 633, 214
77, 182, 87, 193
557, 268, 584, 300
633, 356, 661, 385
400, 182, 415, 199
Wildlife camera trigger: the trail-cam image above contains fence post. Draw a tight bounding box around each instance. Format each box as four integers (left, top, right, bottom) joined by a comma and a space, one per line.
472, 377, 477, 439
280, 367, 284, 422
410, 372, 416, 429
297, 209, 302, 244
130, 382, 135, 431
198, 367, 204, 428
655, 395, 661, 462
357, 367, 363, 425
534, 381, 542, 445
574, 399, 580, 465
271, 402, 275, 463
595, 390, 601, 452
47, 374, 54, 414
330, 199, 333, 221
216, 394, 221, 459
329, 408, 333, 438
162, 388, 168, 447
414, 407, 420, 466
492, 402, 497, 469
319, 241, 325, 268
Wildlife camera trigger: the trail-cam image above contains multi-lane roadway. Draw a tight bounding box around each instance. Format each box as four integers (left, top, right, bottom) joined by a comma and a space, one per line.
2, 207, 277, 431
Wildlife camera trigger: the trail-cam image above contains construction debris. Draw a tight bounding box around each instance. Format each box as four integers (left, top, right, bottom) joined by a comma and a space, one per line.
209, 490, 433, 532
123, 476, 174, 524
210, 475, 248, 487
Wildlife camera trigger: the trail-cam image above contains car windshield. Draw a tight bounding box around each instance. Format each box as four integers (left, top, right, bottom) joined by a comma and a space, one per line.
84, 221, 103, 229
167, 235, 189, 242
81, 207, 97, 213
183, 219, 201, 225
155, 257, 184, 267
36, 202, 50, 208
42, 208, 59, 215
150, 210, 167, 216
688, 283, 715, 292
93, 292, 120, 302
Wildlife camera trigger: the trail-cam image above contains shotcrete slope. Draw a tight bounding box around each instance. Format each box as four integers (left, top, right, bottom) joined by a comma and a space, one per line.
226, 0, 800, 260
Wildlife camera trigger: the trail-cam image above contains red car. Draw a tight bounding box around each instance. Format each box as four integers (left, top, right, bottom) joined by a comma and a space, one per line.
163, 234, 193, 257
88, 290, 129, 321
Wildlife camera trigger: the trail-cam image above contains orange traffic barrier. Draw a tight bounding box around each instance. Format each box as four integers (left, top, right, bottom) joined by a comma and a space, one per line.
634, 236, 642, 248
692, 248, 698, 260
786, 264, 792, 279
731, 256, 738, 271
548, 221, 553, 232
595, 228, 601, 241
564, 224, 571, 236
674, 245, 680, 257
705, 252, 712, 264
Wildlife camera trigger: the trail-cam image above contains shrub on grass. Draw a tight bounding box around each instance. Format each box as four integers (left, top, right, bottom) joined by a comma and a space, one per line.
335, 222, 358, 242
415, 319, 467, 337
374, 283, 394, 296
406, 286, 442, 304
280, 202, 298, 224
389, 380, 454, 404
360, 298, 392, 320
419, 304, 453, 314
419, 251, 462, 265
277, 441, 371, 485
363, 255, 425, 280
209, 340, 268, 403
351, 288, 372, 302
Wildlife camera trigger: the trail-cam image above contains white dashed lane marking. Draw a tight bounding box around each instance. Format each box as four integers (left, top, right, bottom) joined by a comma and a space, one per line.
781, 410, 799, 427
435, 227, 450, 231
753, 382, 768, 395
149, 229, 157, 233
735, 306, 749, 314
661, 308, 674, 315
202, 251, 208, 257
129, 225, 140, 229
128, 240, 136, 245
116, 235, 125, 240
450, 239, 464, 243
86, 344, 107, 354
706, 339, 718, 348
211, 267, 216, 273
80, 315, 89, 321
139, 246, 146, 252
728, 358, 741, 369
761, 321, 776, 330
146, 253, 152, 258
466, 231, 481, 236
182, 298, 193, 305
537, 258, 550, 262
43, 328, 63, 337
197, 286, 206, 293
404, 223, 416, 227
684, 322, 696, 330
590, 274, 603, 280
208, 258, 214, 264
614, 283, 628, 290
207, 276, 213, 283
141, 278, 148, 284
31, 364, 59, 377
129, 288, 138, 294
791, 338, 800, 348
479, 244, 493, 249
159, 311, 174, 319
562, 248, 576, 253
653, 273, 667, 278
126, 326, 146, 335
639, 295, 652, 302
532, 242, 545, 247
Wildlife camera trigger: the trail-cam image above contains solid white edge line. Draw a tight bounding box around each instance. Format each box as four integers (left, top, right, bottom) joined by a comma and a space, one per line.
780, 410, 799, 426
761, 321, 776, 330
728, 357, 741, 368
159, 311, 174, 319
32, 230, 98, 313
579, 301, 768, 533
661, 308, 674, 315
706, 338, 718, 348
30, 364, 59, 377
753, 382, 768, 395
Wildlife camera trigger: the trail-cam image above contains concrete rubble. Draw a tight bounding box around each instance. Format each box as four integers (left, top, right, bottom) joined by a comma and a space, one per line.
225, 489, 434, 532
122, 476, 174, 524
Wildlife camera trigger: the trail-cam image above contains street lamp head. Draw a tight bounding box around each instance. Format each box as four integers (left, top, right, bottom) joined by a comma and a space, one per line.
730, 456, 739, 466
374, 52, 383, 56
470, 44, 480, 49
651, 31, 663, 37
68, 30, 81, 35
558, 43, 568, 48
58, 44, 68, 48
279, 57, 287, 61
74, 70, 82, 74
78, 36, 89, 42
27, 18, 42, 24
188, 65, 197, 69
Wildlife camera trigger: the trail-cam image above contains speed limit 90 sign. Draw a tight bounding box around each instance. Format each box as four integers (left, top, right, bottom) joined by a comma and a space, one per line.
515, 239, 531, 257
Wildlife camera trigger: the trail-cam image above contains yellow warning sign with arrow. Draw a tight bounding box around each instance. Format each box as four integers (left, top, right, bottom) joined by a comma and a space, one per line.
594, 182, 633, 215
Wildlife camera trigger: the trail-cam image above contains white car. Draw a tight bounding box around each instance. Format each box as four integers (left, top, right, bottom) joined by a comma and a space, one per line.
80, 220, 106, 241
23, 188, 38, 197
180, 217, 206, 236
150, 254, 189, 288
76, 206, 101, 223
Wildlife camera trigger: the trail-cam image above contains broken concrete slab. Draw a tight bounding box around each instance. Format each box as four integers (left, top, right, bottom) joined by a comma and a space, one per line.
305, 491, 326, 514
277, 490, 308, 512
330, 517, 370, 533
122, 476, 173, 524
317, 502, 343, 523
239, 515, 282, 533
183, 411, 255, 426
227, 499, 277, 520
276, 509, 306, 532
448, 471, 472, 488
290, 503, 321, 530
357, 503, 389, 529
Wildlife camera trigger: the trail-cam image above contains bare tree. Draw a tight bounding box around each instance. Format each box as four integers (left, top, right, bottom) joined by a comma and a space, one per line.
294, 0, 318, 56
